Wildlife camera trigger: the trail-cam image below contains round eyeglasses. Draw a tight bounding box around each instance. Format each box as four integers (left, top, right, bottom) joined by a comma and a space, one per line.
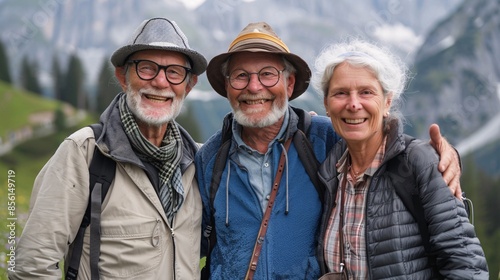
227, 66, 285, 90
128, 59, 191, 85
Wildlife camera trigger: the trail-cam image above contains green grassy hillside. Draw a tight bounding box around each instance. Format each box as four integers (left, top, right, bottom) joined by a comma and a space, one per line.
0, 81, 62, 141
0, 123, 94, 278
0, 83, 96, 278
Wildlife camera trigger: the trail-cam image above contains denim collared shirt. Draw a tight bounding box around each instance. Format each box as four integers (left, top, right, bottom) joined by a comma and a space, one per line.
232, 109, 290, 212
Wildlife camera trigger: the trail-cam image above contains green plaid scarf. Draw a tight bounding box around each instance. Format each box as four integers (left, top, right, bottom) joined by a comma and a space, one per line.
119, 95, 184, 224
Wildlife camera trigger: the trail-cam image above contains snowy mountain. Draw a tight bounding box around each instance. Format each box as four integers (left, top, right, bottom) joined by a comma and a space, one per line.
0, 0, 462, 86
403, 0, 500, 156
2, 0, 499, 176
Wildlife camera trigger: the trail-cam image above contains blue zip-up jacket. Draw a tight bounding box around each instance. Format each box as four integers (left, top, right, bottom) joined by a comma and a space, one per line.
195, 106, 340, 279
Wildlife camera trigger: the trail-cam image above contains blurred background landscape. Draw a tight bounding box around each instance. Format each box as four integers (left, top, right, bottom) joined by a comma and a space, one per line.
0, 0, 499, 278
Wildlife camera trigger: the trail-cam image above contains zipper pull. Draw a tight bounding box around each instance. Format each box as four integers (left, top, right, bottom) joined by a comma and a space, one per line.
151, 218, 160, 247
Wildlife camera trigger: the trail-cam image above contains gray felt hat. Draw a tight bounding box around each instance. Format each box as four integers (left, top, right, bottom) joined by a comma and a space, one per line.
111, 18, 207, 75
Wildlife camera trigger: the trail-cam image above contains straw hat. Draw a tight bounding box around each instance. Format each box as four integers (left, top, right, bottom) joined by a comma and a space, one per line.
111, 18, 207, 75
206, 22, 311, 100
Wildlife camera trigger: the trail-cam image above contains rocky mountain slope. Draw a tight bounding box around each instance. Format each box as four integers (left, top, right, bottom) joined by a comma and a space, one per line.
404, 0, 500, 153
2, 0, 499, 176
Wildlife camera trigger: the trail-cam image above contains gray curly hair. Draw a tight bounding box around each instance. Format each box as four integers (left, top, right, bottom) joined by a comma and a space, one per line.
312, 39, 409, 121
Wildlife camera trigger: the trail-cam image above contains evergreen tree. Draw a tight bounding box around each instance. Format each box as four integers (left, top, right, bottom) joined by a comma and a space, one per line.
0, 40, 11, 83
19, 56, 42, 95
62, 54, 85, 108
54, 105, 66, 130
461, 156, 500, 277
96, 58, 121, 114
51, 55, 64, 101
176, 102, 203, 142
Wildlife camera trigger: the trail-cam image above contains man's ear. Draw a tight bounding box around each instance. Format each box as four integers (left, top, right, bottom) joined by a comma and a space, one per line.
286, 73, 296, 99
185, 75, 198, 96
115, 67, 127, 91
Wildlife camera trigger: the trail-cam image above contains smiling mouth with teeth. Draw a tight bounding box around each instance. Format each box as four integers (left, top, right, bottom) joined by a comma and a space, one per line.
144, 94, 170, 102
344, 118, 366, 124
244, 99, 267, 105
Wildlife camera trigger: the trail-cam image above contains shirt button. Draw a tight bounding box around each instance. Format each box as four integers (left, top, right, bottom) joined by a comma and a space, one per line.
264, 162, 269, 167
266, 194, 270, 200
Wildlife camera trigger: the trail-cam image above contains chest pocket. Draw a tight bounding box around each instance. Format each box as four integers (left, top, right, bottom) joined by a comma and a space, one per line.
97, 217, 164, 278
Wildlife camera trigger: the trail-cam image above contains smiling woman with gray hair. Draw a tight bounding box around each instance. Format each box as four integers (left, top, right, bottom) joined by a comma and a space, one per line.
314, 40, 408, 124
313, 39, 489, 279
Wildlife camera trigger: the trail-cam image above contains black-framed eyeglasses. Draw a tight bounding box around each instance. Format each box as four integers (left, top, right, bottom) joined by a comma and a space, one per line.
227, 66, 285, 90
127, 59, 191, 85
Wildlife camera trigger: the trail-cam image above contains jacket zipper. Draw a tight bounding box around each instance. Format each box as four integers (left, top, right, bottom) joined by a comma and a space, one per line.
170, 219, 177, 279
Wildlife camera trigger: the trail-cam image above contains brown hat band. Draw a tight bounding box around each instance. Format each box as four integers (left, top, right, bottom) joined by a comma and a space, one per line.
229, 33, 290, 53
206, 22, 311, 100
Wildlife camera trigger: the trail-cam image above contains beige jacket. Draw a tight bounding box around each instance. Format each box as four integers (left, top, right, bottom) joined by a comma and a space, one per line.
10, 124, 202, 280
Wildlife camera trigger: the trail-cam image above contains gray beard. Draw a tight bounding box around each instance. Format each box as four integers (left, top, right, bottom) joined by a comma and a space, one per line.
233, 100, 288, 128
125, 83, 184, 126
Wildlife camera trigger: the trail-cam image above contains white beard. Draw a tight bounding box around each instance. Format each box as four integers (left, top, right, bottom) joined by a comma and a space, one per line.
125, 82, 184, 126
233, 98, 288, 128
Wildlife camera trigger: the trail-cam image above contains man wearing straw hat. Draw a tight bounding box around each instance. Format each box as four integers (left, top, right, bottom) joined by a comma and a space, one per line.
196, 22, 462, 279
11, 18, 206, 280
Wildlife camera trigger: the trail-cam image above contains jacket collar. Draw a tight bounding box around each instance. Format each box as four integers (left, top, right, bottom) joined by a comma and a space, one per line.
383, 118, 407, 161
318, 117, 407, 184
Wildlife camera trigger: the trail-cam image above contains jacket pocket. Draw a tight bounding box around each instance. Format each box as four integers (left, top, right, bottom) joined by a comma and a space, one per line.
98, 217, 163, 278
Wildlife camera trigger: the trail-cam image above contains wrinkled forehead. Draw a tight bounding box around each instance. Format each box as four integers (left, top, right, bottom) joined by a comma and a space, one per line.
128, 49, 190, 65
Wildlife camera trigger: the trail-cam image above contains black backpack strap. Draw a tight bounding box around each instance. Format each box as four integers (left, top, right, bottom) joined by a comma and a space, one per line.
387, 135, 434, 264
291, 106, 311, 133
291, 107, 324, 203
66, 123, 116, 280
293, 130, 323, 203
201, 115, 233, 280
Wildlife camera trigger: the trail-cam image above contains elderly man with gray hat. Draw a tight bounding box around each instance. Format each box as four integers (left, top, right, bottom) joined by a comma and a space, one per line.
10, 18, 206, 280
195, 22, 463, 279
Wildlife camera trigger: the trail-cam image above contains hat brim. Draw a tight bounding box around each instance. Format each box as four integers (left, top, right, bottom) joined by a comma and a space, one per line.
206, 50, 311, 101
111, 44, 207, 75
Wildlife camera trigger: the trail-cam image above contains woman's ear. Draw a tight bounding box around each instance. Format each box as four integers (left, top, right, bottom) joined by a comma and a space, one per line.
323, 94, 331, 117
385, 93, 393, 115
